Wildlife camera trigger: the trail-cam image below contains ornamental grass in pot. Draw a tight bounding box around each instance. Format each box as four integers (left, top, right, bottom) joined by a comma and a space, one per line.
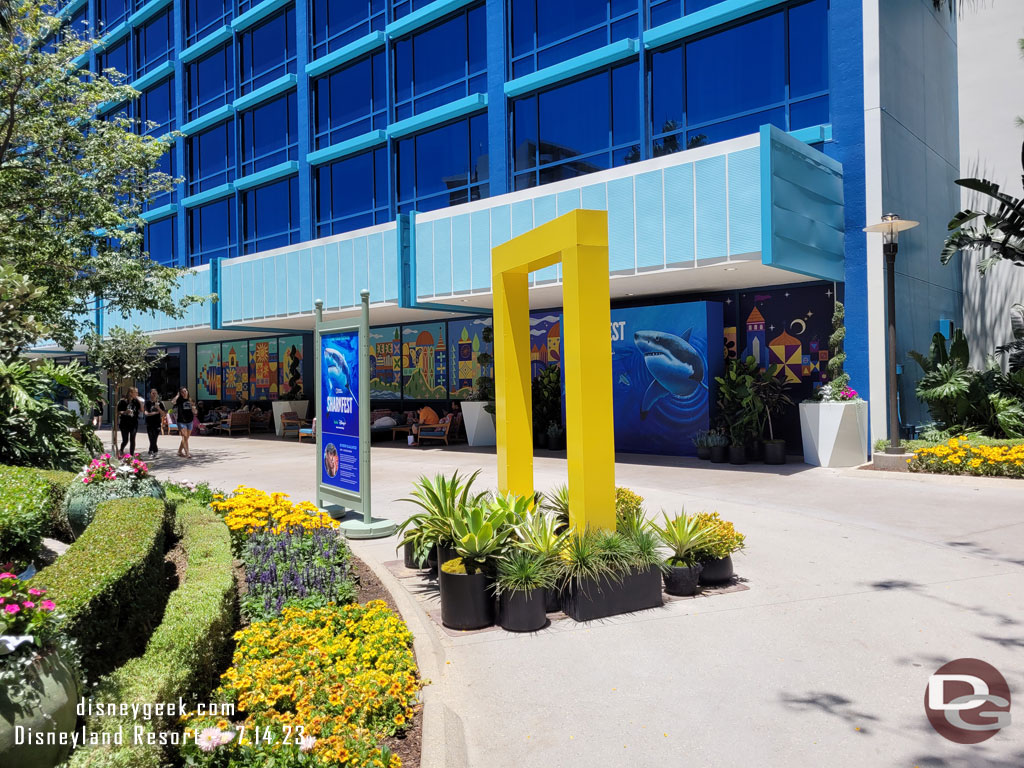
652, 510, 713, 596
707, 430, 730, 463
691, 512, 746, 585
692, 430, 713, 460
495, 550, 556, 632
0, 574, 80, 768
512, 504, 570, 612
440, 501, 516, 630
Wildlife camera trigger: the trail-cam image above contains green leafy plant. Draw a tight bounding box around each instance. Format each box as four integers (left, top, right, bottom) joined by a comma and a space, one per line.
690, 512, 746, 562
621, 523, 665, 572
513, 509, 570, 561
532, 363, 562, 436
559, 529, 626, 590
0, 466, 72, 567
398, 469, 485, 550
754, 364, 794, 441
450, 501, 516, 572
652, 511, 714, 567
715, 356, 763, 446
495, 549, 557, 596
995, 303, 1024, 373
489, 491, 538, 525
540, 483, 571, 533
909, 328, 1024, 438
706, 430, 730, 448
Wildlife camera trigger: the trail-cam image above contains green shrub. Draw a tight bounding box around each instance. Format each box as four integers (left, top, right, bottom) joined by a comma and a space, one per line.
67, 503, 237, 768
0, 465, 75, 566
33, 497, 171, 680
691, 512, 746, 561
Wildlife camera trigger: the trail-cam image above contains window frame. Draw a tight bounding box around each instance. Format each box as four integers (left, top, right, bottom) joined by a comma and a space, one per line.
184, 0, 232, 48
309, 0, 385, 60
144, 215, 179, 267
237, 6, 298, 96
186, 120, 237, 195
311, 51, 387, 151
187, 196, 237, 266
134, 7, 175, 78
241, 175, 302, 254
239, 90, 300, 176
185, 44, 235, 122
395, 113, 489, 214
312, 146, 390, 238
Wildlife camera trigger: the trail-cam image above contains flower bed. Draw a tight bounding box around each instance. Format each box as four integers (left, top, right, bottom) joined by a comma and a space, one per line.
32, 496, 171, 679
185, 602, 419, 768
908, 437, 1024, 478
63, 454, 165, 534
212, 485, 339, 554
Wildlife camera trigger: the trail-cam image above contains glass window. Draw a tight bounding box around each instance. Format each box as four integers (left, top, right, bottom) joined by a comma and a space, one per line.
188, 197, 236, 265
310, 0, 385, 59
512, 62, 638, 190
241, 176, 301, 253
148, 144, 177, 209
313, 147, 389, 237
649, 0, 724, 28
185, 45, 234, 122
135, 8, 174, 77
395, 114, 488, 213
138, 78, 175, 134
97, 0, 129, 32
239, 91, 298, 175
98, 37, 130, 80
312, 52, 386, 150
145, 216, 178, 267
185, 0, 231, 47
238, 7, 297, 95
392, 0, 434, 20
187, 121, 236, 194
510, 0, 638, 78
393, 5, 486, 120
62, 6, 90, 41
650, 1, 829, 153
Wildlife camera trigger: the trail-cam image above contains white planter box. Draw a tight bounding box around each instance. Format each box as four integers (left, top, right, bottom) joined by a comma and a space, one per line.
799, 400, 869, 468
462, 401, 496, 447
271, 400, 309, 436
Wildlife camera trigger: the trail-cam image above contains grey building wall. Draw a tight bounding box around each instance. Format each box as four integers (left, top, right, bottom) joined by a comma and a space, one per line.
958, 0, 1024, 368
868, 0, 963, 429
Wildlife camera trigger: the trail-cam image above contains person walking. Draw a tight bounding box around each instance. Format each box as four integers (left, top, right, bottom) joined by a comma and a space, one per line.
116, 387, 143, 457
92, 396, 105, 429
144, 389, 166, 458
171, 387, 195, 459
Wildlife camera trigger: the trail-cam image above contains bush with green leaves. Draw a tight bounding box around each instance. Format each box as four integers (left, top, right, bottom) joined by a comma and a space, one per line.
66, 502, 236, 768
690, 512, 746, 562
33, 497, 171, 680
62, 459, 165, 535
909, 328, 1024, 439
0, 466, 74, 567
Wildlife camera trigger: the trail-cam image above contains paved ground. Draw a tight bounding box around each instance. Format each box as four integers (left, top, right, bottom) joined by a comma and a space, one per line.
153, 432, 1024, 768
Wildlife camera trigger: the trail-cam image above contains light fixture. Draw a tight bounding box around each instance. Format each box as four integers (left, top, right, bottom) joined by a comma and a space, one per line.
864, 213, 920, 455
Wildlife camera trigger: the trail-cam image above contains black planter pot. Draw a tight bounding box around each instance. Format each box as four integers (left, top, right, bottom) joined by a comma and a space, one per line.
696, 446, 711, 460
403, 541, 419, 569
425, 544, 438, 576
746, 440, 764, 461
763, 440, 786, 465
663, 564, 702, 596
498, 589, 548, 632
438, 543, 456, 567
709, 445, 728, 463
699, 555, 735, 585
562, 566, 663, 622
439, 569, 495, 630
728, 444, 748, 465
544, 586, 561, 613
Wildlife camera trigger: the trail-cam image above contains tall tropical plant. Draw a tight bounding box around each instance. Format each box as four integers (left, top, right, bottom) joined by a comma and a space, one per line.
539, 483, 570, 533
450, 501, 516, 572
398, 469, 485, 549
715, 356, 763, 446
652, 512, 713, 568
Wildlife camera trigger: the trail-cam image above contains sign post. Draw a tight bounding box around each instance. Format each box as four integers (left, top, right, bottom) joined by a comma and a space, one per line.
315, 291, 396, 539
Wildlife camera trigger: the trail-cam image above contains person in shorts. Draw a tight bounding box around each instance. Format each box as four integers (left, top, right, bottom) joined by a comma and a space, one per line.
171, 387, 195, 458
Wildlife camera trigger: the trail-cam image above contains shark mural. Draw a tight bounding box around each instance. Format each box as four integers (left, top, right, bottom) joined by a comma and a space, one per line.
611, 302, 723, 455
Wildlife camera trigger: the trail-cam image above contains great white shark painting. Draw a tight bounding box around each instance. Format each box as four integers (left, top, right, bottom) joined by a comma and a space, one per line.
324, 346, 358, 407
633, 329, 706, 418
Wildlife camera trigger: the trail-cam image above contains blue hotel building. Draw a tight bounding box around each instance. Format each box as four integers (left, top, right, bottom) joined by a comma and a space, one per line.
59, 0, 962, 449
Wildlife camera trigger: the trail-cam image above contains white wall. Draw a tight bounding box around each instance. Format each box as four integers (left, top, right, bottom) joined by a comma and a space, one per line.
958, 0, 1024, 367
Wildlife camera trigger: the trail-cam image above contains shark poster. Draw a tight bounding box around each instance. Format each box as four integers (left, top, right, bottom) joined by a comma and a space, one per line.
320, 330, 360, 495
609, 302, 723, 456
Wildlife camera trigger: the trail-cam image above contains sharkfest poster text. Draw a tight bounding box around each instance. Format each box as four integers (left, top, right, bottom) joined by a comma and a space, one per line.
320, 330, 360, 494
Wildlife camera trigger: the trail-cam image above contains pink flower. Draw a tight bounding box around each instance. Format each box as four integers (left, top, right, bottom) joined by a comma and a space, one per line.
298, 735, 316, 753
40, 600, 55, 611
22, 601, 34, 608
83, 478, 91, 484
28, 588, 43, 595
4, 604, 20, 614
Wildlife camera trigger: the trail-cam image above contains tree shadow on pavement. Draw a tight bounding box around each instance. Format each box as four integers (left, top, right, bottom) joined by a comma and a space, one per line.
779, 691, 879, 733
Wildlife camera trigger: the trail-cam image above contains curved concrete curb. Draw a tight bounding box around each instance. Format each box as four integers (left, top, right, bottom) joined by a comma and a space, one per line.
352, 545, 468, 768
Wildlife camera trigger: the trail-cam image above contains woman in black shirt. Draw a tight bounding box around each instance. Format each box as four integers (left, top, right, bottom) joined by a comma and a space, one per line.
144, 389, 166, 458
116, 387, 143, 457
171, 387, 195, 459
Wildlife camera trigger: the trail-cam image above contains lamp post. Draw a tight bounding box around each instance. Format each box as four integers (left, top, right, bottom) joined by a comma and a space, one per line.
864, 213, 919, 455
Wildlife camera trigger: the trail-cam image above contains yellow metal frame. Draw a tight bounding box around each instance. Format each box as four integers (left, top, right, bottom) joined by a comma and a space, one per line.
491, 209, 616, 531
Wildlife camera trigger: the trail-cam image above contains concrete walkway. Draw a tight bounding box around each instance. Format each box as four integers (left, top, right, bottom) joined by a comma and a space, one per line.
153, 433, 1024, 768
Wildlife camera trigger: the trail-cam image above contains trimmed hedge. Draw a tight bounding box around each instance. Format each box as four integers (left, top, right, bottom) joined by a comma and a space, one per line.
0, 465, 75, 566
67, 503, 237, 768
33, 497, 171, 680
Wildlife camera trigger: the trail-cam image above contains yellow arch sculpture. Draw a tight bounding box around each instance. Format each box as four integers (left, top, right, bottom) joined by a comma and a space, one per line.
491, 209, 616, 531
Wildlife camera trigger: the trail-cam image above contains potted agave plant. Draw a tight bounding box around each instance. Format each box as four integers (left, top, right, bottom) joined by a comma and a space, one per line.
514, 506, 570, 612
400, 470, 484, 576
652, 511, 712, 596
692, 430, 713, 460
495, 550, 556, 632
440, 502, 515, 630
0, 575, 79, 768
692, 512, 746, 585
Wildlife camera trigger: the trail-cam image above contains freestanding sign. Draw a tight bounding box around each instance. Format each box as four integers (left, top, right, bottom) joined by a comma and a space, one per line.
315, 291, 396, 539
